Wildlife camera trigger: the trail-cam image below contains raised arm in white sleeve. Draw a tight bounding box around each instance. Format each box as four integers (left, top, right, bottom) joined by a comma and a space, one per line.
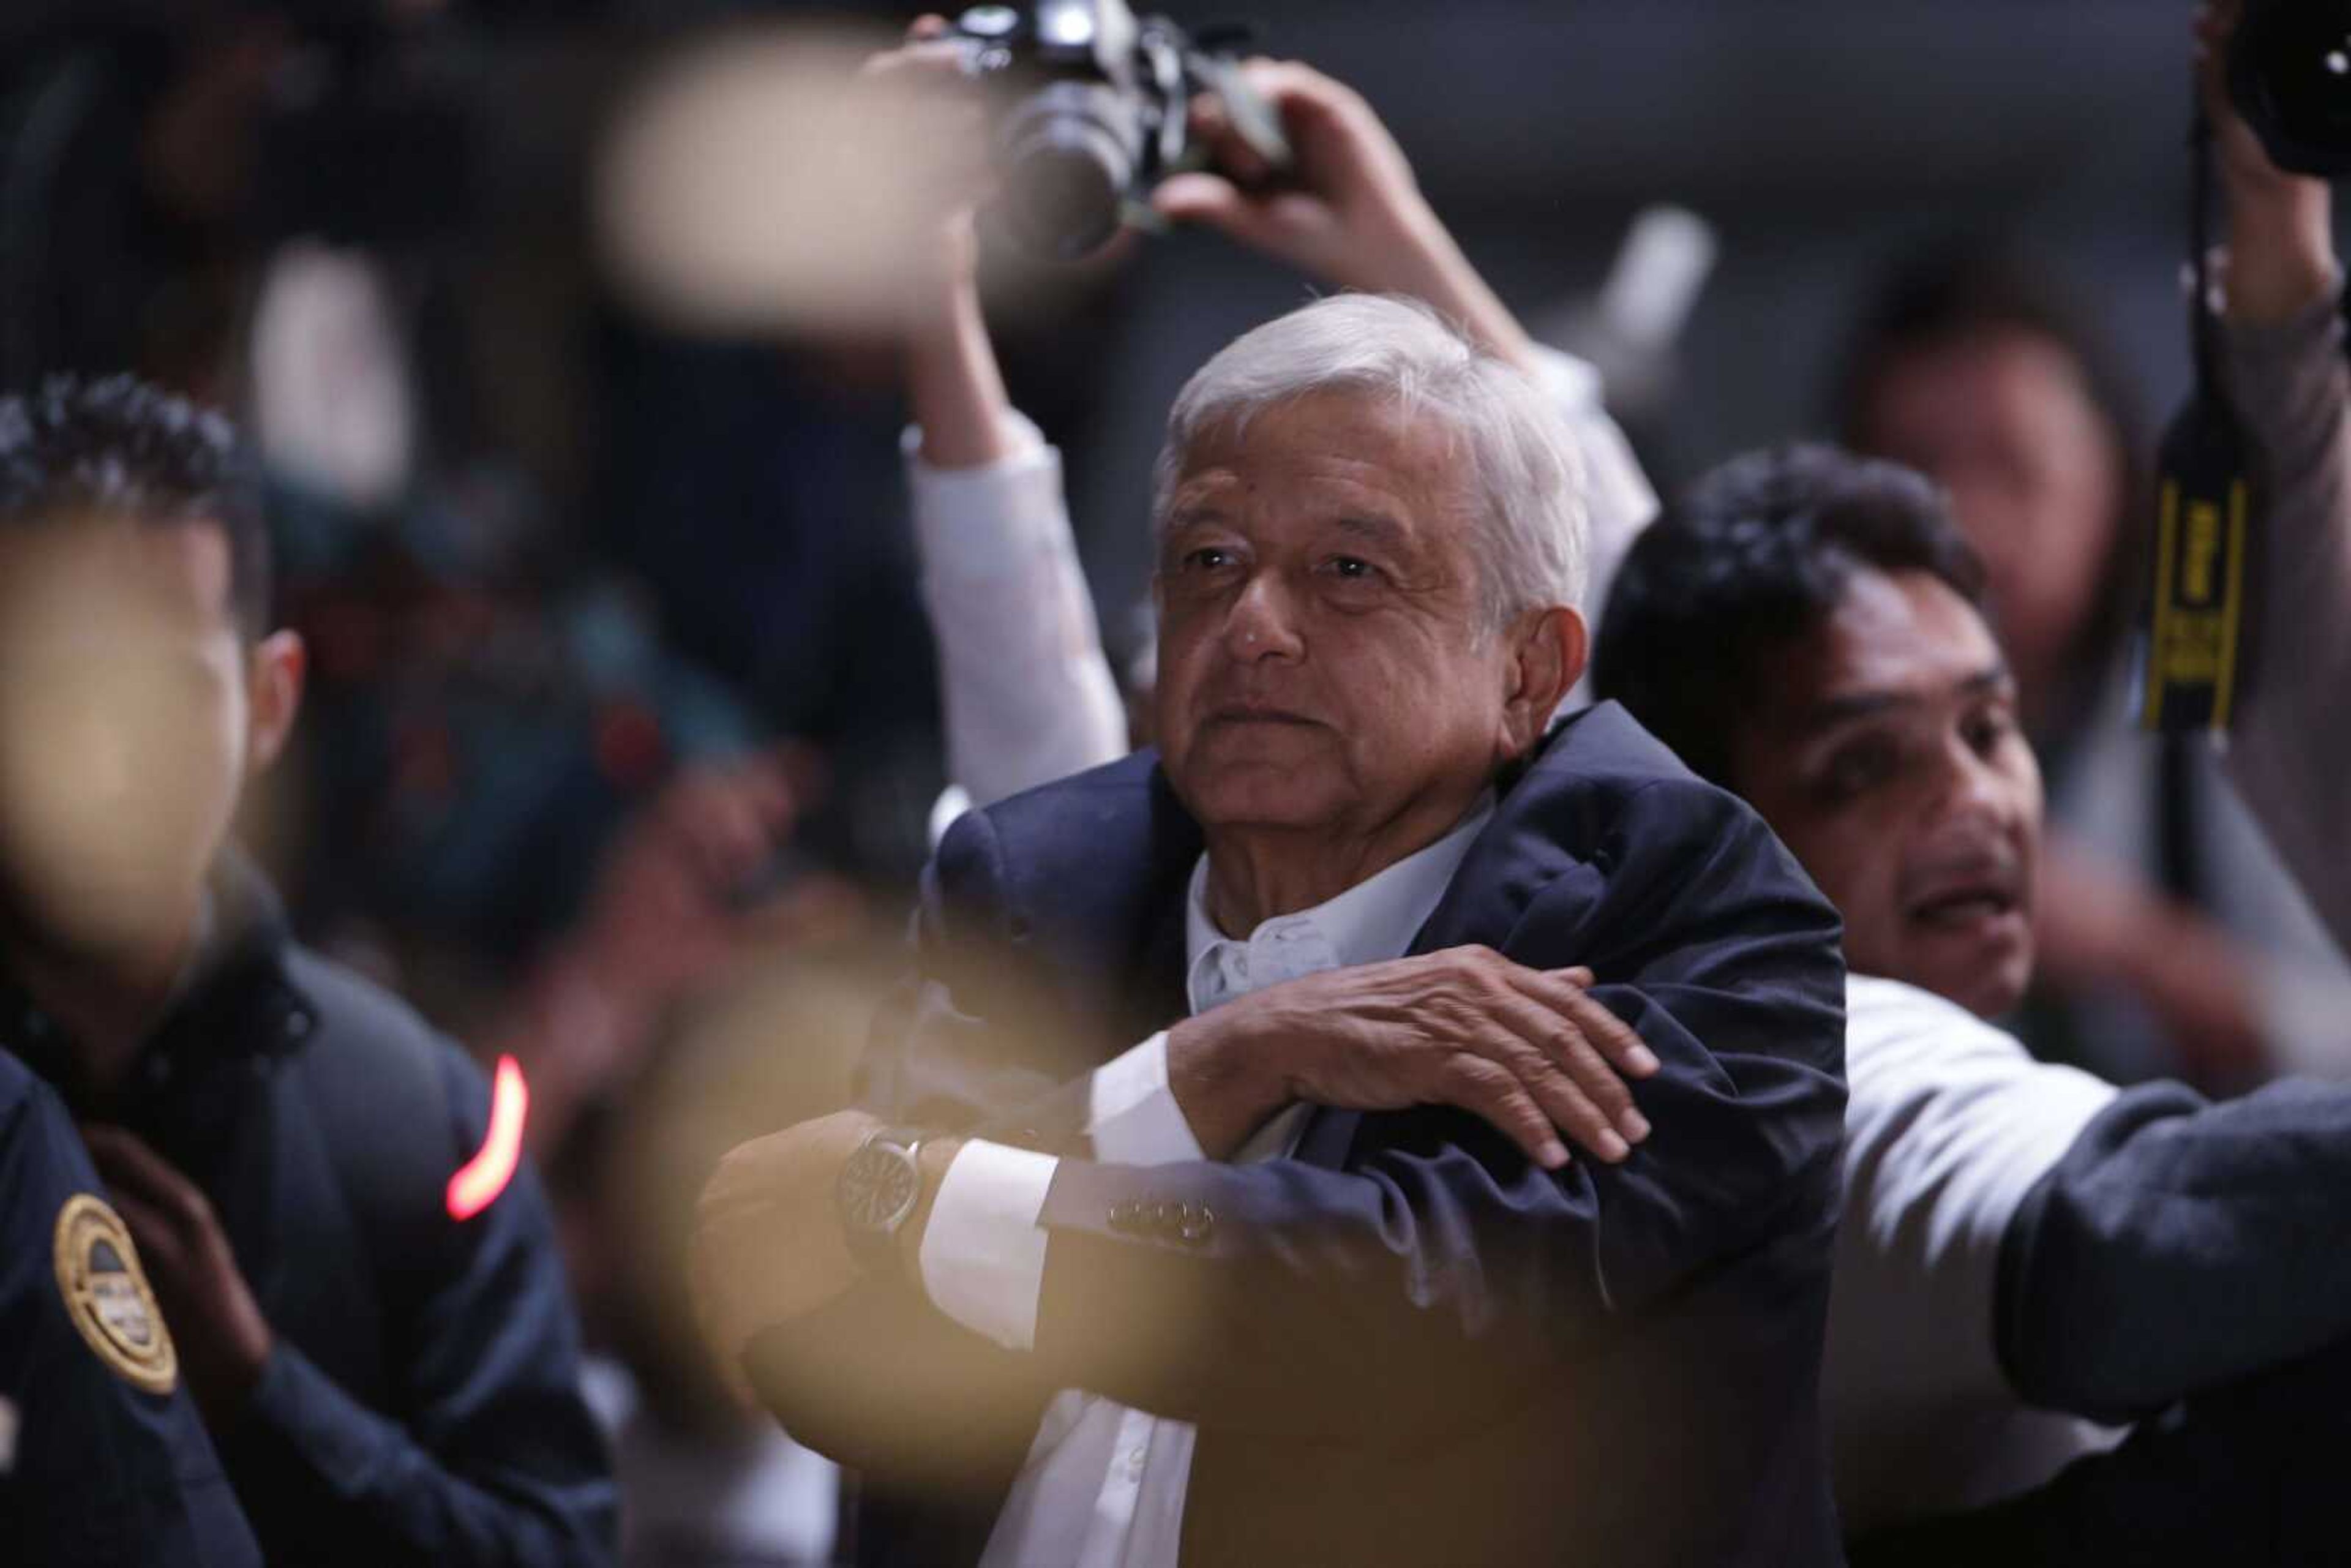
904, 416, 1128, 808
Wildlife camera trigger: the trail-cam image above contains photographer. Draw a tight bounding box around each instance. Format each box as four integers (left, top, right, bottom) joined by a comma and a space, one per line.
875, 22, 1657, 810
2197, 0, 2351, 956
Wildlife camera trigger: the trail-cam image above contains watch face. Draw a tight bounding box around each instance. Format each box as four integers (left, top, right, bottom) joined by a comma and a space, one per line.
839, 1144, 920, 1232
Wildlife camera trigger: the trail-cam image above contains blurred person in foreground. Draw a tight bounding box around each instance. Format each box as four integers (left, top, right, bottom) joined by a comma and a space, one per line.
0, 377, 617, 1564
0, 1041, 261, 1566
693, 257, 1852, 1568
1595, 440, 2351, 1562
1833, 78, 2351, 1088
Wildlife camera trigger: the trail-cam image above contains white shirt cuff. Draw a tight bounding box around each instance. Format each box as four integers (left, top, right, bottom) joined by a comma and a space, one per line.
1086, 1031, 1207, 1165
917, 1139, 1058, 1351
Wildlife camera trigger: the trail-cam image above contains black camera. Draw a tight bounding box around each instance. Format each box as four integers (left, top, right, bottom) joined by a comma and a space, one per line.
2230, 0, 2351, 176
945, 0, 1288, 261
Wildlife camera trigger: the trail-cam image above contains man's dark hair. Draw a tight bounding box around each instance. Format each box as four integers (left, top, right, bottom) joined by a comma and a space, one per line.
1591, 443, 1987, 792
0, 374, 271, 637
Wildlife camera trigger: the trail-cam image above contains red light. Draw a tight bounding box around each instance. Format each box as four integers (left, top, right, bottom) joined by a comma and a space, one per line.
446, 1056, 529, 1221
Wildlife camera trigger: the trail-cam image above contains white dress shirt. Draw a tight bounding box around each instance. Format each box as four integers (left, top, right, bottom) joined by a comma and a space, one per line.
1826, 973, 2126, 1533
916, 803, 1493, 1568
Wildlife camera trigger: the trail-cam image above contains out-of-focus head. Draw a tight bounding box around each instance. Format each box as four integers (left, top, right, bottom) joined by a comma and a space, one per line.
1594, 445, 2041, 1018
0, 376, 302, 958
1837, 248, 2140, 719
1147, 294, 1588, 841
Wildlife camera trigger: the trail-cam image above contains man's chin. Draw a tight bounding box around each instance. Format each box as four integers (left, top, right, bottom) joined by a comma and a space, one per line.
1175, 764, 1349, 834
1908, 932, 2035, 1021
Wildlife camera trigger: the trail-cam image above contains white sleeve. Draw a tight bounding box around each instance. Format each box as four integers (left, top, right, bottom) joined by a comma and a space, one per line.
1841, 975, 2118, 1278
915, 1032, 1204, 1349
1830, 975, 2120, 1404
1528, 346, 1659, 629
906, 416, 1130, 809
1084, 1031, 1207, 1165
917, 1138, 1059, 1352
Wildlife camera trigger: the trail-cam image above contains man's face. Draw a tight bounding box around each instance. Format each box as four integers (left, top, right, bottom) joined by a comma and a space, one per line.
1151, 391, 1536, 842
0, 517, 257, 956
1730, 566, 2043, 1018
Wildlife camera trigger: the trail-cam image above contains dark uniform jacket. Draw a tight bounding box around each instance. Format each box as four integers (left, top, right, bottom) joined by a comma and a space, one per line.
9, 860, 617, 1566
754, 703, 1851, 1567
0, 1046, 260, 1566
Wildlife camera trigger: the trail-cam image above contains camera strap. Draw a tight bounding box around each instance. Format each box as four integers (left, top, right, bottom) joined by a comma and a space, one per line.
2135, 97, 2259, 737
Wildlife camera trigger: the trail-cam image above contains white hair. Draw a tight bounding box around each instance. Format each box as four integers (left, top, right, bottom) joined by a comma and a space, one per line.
1149, 293, 1587, 630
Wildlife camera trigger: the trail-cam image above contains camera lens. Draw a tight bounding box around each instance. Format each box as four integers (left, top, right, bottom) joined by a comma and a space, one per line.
2232, 0, 2351, 176
996, 81, 1141, 261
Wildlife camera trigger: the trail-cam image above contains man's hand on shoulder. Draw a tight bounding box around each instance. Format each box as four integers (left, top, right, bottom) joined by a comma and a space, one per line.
1165, 946, 1660, 1169
81, 1125, 273, 1430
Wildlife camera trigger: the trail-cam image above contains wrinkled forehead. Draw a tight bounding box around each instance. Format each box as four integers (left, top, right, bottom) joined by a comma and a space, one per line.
0, 513, 239, 653
1166, 389, 1479, 526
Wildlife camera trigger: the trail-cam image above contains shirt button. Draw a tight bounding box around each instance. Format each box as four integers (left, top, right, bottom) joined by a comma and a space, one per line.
1125, 1447, 1147, 1479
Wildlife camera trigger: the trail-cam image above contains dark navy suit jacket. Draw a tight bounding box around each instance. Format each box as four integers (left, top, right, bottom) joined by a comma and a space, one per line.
754, 703, 1851, 1566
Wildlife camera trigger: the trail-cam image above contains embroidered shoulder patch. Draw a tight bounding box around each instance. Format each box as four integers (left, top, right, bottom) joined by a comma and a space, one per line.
53, 1194, 178, 1395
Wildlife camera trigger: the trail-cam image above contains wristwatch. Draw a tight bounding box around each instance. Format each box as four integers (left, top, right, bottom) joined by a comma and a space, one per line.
834, 1125, 927, 1274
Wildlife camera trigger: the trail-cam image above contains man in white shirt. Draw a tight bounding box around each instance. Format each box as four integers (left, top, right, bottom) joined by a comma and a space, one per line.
1593, 438, 2351, 1563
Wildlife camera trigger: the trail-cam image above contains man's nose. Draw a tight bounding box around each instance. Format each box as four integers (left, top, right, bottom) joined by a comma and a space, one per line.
1933, 733, 2014, 830
1220, 571, 1306, 664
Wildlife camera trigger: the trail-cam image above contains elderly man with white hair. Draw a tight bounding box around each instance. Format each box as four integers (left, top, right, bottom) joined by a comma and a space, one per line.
691, 279, 1850, 1568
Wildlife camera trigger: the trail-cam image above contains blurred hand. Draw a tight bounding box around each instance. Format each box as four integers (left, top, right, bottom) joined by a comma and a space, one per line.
82, 1126, 272, 1428
572, 743, 834, 1010
1153, 60, 1539, 370
859, 18, 999, 294
2195, 0, 2335, 323
1168, 947, 1660, 1169
1153, 61, 1427, 291
2034, 841, 2269, 1092
689, 1108, 881, 1379
2139, 907, 2271, 1092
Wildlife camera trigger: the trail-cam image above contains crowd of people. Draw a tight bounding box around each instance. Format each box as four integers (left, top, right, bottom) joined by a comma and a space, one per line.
4, 1, 2350, 1564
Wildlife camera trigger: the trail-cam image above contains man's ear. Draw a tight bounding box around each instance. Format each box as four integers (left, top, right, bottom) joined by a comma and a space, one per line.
245, 629, 306, 775
1499, 605, 1586, 759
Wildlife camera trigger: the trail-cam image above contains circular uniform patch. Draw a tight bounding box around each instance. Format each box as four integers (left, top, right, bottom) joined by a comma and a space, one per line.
53, 1194, 177, 1395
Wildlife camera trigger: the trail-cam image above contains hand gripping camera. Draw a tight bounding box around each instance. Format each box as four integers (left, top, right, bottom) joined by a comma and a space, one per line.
944, 0, 1289, 261
2230, 0, 2351, 176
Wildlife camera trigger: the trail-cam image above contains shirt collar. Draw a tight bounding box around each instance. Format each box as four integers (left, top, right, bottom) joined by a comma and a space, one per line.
1183, 795, 1495, 1015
